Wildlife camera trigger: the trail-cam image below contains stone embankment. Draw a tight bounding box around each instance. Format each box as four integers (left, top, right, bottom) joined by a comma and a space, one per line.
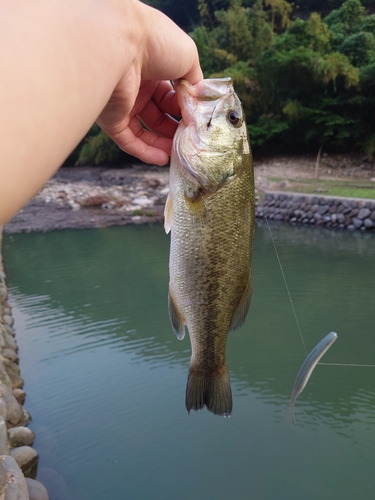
0, 229, 49, 500
256, 191, 375, 232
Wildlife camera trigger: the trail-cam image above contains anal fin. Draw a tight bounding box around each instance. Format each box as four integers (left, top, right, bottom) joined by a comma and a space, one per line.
168, 290, 185, 340
229, 272, 252, 332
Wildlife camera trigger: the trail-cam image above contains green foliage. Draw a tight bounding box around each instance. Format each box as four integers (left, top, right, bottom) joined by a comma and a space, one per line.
77, 127, 119, 165
190, 0, 375, 156
248, 114, 289, 147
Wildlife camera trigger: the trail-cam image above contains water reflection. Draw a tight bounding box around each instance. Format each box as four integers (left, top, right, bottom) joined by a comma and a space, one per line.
3, 224, 375, 500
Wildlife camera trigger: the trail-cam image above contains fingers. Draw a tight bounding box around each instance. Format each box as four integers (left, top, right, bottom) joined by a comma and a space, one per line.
138, 84, 180, 138
140, 4, 203, 85
152, 81, 180, 117
109, 116, 172, 166
138, 103, 179, 139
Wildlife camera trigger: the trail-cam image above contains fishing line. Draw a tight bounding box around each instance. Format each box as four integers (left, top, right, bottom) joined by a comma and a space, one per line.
318, 362, 375, 367
265, 215, 375, 369
264, 215, 307, 356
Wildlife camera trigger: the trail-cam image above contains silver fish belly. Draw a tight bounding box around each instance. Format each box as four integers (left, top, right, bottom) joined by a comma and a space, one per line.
290, 331, 338, 427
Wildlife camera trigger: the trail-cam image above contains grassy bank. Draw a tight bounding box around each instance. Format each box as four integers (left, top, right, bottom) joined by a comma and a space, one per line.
268, 177, 375, 199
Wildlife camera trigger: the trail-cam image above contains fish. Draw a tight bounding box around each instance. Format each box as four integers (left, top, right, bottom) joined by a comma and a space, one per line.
164, 78, 255, 417
290, 331, 338, 427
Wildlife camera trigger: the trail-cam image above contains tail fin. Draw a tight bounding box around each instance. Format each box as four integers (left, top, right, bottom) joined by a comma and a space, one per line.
185, 364, 232, 417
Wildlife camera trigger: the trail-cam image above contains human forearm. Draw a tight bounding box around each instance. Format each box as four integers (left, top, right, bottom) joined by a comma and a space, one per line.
0, 0, 135, 223
0, 0, 202, 224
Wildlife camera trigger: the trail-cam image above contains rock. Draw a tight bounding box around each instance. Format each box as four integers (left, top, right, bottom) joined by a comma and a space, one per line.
352, 217, 363, 229
317, 205, 329, 215
0, 330, 5, 349
1, 350, 19, 365
357, 208, 371, 220
0, 366, 12, 389
68, 200, 80, 211
11, 390, 25, 406
3, 326, 15, 337
0, 417, 9, 455
347, 224, 356, 231
131, 197, 154, 208
0, 460, 7, 496
0, 385, 23, 427
336, 213, 345, 224
370, 210, 375, 221
8, 427, 35, 448
3, 333, 17, 352
79, 194, 112, 208
159, 187, 169, 196
313, 212, 322, 221
0, 285, 7, 301
8, 372, 24, 391
101, 202, 115, 210
2, 316, 13, 327
1, 455, 29, 500
0, 398, 7, 420
9, 446, 38, 474
2, 360, 20, 377
364, 218, 374, 228
25, 478, 49, 500
19, 408, 31, 427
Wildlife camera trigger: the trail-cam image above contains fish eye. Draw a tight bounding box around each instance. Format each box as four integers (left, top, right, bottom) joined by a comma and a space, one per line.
227, 110, 242, 128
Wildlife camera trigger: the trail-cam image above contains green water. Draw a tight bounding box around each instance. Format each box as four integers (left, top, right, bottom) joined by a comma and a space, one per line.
2, 223, 375, 500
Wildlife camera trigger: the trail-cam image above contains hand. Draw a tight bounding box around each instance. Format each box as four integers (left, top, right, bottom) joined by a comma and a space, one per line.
97, 2, 203, 166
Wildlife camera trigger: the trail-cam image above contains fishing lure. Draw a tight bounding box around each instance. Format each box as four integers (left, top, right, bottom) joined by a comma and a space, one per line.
290, 331, 338, 427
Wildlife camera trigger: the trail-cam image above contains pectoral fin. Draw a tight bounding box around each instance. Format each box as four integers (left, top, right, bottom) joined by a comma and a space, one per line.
168, 290, 185, 340
229, 272, 252, 332
164, 193, 173, 234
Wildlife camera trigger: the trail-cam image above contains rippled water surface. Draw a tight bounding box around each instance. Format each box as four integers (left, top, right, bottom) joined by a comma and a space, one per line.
3, 224, 375, 499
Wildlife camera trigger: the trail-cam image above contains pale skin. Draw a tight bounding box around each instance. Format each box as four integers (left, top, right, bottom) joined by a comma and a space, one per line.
0, 0, 203, 225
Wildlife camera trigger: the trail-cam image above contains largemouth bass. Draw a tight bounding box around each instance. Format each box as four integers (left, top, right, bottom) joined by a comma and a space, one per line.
164, 78, 255, 417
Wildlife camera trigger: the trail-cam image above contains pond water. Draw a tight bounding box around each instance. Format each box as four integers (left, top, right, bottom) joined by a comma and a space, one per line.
2, 223, 375, 500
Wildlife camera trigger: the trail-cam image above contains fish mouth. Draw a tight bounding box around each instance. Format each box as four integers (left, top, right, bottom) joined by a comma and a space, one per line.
175, 78, 234, 125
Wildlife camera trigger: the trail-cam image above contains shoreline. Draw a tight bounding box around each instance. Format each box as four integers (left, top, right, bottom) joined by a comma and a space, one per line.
0, 229, 49, 499
4, 165, 168, 234
4, 160, 375, 235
